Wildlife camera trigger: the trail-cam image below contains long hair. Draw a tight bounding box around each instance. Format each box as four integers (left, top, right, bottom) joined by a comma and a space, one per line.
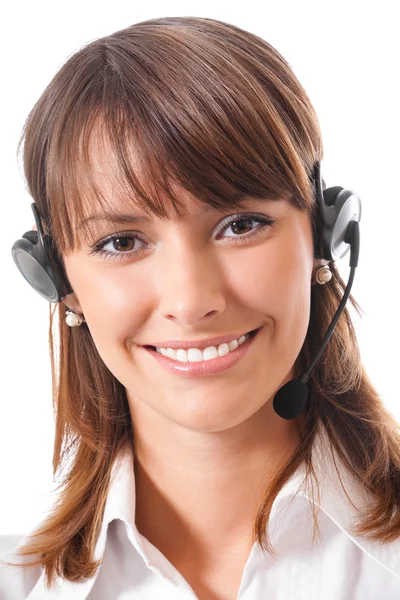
6, 16, 400, 588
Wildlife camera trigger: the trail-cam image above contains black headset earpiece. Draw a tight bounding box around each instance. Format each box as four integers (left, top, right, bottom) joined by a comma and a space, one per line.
11, 160, 362, 307
11, 202, 73, 302
311, 161, 361, 262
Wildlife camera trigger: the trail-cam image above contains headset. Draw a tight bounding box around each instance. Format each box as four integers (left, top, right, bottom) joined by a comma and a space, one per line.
10, 160, 362, 419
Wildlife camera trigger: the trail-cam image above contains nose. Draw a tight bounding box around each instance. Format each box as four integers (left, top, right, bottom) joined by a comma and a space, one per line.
155, 247, 227, 327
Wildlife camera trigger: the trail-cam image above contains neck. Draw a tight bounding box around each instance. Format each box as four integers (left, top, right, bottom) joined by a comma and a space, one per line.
131, 397, 301, 565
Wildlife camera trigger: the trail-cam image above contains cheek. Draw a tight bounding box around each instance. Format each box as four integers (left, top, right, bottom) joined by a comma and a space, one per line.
64, 258, 149, 361
228, 237, 312, 322
230, 235, 313, 373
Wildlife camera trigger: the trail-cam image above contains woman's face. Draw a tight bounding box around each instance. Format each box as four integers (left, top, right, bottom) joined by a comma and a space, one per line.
61, 148, 324, 434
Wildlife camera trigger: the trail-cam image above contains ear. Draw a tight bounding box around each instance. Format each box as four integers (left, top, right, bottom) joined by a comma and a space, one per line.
61, 292, 84, 315
313, 258, 330, 269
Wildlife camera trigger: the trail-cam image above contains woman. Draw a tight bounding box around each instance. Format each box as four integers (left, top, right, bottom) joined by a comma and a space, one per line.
1, 16, 400, 600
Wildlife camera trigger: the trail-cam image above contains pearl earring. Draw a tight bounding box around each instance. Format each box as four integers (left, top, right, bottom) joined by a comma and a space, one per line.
315, 265, 332, 285
65, 310, 85, 327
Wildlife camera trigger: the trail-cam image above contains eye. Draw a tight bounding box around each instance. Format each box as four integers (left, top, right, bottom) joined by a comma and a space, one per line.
218, 215, 275, 242
88, 213, 277, 262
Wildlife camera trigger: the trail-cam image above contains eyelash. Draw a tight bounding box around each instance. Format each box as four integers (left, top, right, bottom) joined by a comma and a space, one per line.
88, 214, 277, 262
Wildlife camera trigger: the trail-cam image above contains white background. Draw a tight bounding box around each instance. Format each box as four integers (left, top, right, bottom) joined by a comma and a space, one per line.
0, 1, 399, 535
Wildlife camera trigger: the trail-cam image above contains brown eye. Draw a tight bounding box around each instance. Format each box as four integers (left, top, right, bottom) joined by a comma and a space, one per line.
218, 215, 276, 242
229, 219, 255, 236
88, 232, 148, 262
111, 237, 136, 252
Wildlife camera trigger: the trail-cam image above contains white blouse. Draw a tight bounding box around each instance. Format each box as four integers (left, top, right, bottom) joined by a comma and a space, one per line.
1, 425, 400, 599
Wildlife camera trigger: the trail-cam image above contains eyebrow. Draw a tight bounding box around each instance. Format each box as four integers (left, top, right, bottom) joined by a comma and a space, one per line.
77, 198, 279, 231
77, 205, 216, 231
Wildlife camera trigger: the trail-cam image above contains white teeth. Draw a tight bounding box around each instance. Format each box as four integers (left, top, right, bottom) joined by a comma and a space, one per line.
156, 333, 251, 363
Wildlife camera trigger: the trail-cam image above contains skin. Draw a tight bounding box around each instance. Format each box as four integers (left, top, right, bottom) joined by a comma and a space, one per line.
31, 155, 329, 594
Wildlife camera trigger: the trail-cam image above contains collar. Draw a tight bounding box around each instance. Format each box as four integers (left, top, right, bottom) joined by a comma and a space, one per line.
26, 424, 400, 598
300, 425, 400, 579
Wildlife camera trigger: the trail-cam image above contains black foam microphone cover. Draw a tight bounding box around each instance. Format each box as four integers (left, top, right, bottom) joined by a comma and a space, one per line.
272, 378, 309, 420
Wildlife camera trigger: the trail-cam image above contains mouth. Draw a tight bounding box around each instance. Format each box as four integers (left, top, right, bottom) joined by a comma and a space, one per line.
141, 326, 263, 378
144, 327, 261, 352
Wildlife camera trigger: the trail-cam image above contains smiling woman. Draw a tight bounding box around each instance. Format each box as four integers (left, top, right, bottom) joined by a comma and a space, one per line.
3, 15, 400, 600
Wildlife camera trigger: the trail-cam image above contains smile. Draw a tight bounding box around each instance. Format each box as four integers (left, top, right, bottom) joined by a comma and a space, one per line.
141, 327, 262, 378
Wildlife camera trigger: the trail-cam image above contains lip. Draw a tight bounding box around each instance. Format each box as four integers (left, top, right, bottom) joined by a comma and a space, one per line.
140, 328, 260, 351
139, 326, 262, 378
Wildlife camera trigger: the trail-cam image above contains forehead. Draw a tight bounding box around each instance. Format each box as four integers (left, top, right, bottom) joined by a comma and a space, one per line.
62, 116, 294, 254
78, 156, 220, 232
75, 129, 259, 233
77, 124, 209, 220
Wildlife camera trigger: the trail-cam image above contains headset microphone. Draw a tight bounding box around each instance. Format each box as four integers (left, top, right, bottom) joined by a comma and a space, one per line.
272, 218, 359, 419
11, 161, 362, 420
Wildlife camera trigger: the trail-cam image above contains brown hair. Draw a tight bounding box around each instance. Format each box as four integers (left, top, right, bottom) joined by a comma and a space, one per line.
6, 16, 400, 589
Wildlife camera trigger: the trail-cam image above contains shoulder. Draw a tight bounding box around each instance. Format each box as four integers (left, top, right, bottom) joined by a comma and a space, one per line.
0, 534, 42, 599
